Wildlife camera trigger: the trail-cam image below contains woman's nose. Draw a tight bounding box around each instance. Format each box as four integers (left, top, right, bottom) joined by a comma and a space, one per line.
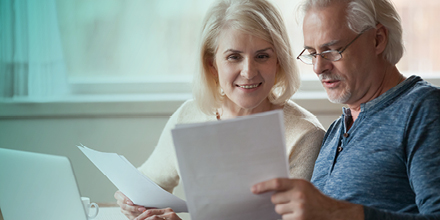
241, 58, 257, 79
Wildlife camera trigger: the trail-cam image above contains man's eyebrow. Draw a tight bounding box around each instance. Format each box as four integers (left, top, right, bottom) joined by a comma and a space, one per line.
304, 40, 340, 50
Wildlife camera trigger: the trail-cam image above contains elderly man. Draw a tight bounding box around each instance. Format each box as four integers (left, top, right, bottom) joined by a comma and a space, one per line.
252, 0, 440, 219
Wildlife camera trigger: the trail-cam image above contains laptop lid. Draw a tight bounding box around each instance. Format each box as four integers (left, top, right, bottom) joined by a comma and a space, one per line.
0, 148, 88, 220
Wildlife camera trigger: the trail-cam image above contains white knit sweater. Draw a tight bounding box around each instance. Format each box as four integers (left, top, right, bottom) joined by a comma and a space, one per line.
138, 99, 325, 193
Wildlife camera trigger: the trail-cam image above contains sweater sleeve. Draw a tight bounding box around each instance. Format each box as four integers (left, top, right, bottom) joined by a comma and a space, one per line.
404, 89, 440, 214
283, 100, 326, 181
364, 206, 440, 220
137, 103, 185, 193
364, 88, 440, 219
288, 127, 325, 181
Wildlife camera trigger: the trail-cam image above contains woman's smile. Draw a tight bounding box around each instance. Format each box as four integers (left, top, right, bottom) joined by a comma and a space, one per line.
211, 28, 278, 111
236, 82, 262, 89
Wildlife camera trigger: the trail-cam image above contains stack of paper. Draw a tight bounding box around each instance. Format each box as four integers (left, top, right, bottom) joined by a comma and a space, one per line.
172, 110, 288, 220
78, 145, 188, 212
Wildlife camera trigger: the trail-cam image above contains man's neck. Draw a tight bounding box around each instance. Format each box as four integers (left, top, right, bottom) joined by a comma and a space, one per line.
347, 65, 405, 123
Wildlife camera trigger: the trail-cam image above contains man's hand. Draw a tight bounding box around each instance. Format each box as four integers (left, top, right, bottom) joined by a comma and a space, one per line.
251, 178, 364, 220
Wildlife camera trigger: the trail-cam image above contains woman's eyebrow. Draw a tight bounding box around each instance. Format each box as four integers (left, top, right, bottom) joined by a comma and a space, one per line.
256, 47, 274, 53
223, 47, 274, 54
223, 49, 242, 54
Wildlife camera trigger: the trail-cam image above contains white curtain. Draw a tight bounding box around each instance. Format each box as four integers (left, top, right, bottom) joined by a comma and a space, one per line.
0, 0, 69, 99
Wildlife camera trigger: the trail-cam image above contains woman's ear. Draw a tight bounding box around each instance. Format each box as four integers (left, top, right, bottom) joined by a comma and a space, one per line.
375, 23, 388, 55
208, 58, 218, 77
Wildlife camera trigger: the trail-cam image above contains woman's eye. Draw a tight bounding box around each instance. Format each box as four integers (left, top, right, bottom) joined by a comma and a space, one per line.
256, 54, 269, 59
227, 54, 241, 60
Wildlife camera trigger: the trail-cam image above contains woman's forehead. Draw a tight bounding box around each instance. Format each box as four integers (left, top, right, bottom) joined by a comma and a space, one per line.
216, 28, 273, 51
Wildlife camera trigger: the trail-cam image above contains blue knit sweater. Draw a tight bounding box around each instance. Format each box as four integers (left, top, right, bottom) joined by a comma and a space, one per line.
311, 76, 440, 219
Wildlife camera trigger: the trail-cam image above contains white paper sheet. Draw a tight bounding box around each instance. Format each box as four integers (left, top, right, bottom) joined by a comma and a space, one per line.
77, 145, 188, 212
171, 110, 289, 220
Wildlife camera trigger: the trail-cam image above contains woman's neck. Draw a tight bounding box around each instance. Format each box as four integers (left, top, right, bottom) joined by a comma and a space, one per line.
217, 98, 282, 120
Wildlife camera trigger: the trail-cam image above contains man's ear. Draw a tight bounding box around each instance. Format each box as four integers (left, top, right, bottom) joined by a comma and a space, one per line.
375, 23, 388, 55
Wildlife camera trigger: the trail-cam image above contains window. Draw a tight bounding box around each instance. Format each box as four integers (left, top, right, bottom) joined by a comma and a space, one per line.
393, 0, 440, 78
48, 0, 440, 95
283, 0, 440, 80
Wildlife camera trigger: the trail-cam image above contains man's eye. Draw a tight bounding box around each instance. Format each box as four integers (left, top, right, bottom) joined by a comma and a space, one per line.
306, 49, 315, 54
306, 52, 316, 58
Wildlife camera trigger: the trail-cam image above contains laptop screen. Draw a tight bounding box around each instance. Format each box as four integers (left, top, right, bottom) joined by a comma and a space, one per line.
0, 148, 88, 220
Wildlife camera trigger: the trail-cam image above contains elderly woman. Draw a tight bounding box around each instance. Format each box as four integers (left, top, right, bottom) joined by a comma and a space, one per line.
115, 0, 325, 219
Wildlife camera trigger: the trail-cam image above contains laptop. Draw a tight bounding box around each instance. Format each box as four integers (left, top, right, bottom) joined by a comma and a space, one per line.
0, 148, 89, 220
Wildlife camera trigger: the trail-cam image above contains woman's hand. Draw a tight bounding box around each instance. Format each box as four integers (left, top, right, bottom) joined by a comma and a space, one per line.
134, 208, 182, 220
114, 190, 148, 220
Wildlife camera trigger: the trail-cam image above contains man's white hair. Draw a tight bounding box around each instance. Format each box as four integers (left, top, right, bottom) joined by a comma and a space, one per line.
300, 0, 404, 65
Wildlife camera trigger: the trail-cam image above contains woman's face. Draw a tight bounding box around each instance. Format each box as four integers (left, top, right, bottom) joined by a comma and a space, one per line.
211, 28, 279, 111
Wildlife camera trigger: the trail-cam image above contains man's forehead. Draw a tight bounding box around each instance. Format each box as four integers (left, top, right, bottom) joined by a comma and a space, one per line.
303, 23, 349, 49
303, 1, 349, 23
302, 4, 351, 49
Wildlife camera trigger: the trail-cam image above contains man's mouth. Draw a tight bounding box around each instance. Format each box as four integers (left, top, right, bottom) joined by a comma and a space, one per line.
322, 79, 339, 84
321, 79, 342, 88
319, 74, 344, 88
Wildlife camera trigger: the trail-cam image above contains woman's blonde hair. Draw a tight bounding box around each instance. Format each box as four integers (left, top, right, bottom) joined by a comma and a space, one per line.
193, 0, 300, 115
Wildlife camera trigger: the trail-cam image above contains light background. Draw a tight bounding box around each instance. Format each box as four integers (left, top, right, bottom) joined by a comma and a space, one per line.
1, 1, 439, 219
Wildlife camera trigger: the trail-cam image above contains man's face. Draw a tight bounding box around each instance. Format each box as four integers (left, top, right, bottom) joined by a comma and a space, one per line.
302, 3, 378, 106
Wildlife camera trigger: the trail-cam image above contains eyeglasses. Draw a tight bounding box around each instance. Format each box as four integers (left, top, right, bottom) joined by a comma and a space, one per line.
296, 28, 369, 65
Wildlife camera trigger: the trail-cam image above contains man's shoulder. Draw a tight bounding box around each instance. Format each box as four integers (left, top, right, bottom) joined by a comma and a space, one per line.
404, 76, 440, 99
400, 77, 440, 109
376, 76, 440, 113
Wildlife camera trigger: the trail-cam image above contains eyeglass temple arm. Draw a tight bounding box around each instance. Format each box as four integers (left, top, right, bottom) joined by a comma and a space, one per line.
296, 48, 306, 59
339, 28, 371, 53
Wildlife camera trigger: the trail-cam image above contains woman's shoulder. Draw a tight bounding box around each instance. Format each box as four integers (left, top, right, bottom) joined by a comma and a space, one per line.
178, 99, 199, 112
173, 99, 214, 124
283, 99, 325, 131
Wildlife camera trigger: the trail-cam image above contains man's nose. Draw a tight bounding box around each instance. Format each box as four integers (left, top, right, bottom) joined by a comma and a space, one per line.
313, 55, 332, 75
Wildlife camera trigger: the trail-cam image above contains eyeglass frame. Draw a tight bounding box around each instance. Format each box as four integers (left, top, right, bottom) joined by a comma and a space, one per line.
296, 27, 370, 65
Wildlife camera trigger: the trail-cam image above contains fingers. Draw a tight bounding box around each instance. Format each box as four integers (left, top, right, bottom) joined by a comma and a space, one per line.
135, 208, 181, 220
274, 202, 296, 216
145, 217, 165, 220
115, 194, 145, 212
118, 203, 145, 219
142, 208, 174, 217
115, 190, 133, 205
122, 203, 147, 213
251, 178, 295, 194
114, 191, 153, 211
114, 190, 146, 219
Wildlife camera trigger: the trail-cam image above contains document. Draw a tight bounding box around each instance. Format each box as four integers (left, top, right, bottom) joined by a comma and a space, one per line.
171, 110, 289, 220
77, 145, 188, 212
